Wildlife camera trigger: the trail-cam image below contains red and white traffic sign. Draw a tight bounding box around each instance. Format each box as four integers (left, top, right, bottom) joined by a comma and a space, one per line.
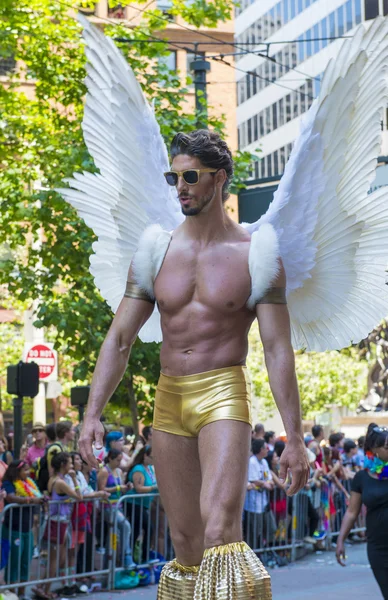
24, 343, 58, 382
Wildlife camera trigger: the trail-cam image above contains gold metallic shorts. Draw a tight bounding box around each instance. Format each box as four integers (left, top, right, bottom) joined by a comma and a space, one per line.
153, 366, 252, 437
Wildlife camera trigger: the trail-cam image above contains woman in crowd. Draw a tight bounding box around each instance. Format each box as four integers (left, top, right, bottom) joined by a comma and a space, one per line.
126, 446, 158, 563
105, 431, 143, 474
1, 460, 44, 600
266, 450, 288, 545
70, 453, 110, 592
40, 452, 82, 600
97, 448, 134, 568
0, 438, 13, 466
336, 423, 388, 599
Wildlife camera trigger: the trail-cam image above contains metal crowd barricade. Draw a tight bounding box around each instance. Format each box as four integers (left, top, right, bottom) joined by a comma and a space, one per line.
0, 486, 366, 592
0, 497, 113, 593
326, 478, 366, 545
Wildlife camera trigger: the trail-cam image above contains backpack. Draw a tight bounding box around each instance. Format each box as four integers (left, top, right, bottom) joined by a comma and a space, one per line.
36, 442, 62, 492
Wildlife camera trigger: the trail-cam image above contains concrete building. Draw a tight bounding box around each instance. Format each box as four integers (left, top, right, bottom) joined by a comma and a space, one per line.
235, 0, 388, 193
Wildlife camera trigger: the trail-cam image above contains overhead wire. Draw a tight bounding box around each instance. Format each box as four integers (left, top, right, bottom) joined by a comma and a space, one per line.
51, 0, 317, 99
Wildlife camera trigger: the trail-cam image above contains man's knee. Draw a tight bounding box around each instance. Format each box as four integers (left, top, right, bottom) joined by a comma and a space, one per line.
203, 502, 241, 548
170, 526, 203, 564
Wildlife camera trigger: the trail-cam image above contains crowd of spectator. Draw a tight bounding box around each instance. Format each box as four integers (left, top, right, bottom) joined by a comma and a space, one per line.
0, 421, 156, 598
0, 419, 370, 595
244, 423, 366, 562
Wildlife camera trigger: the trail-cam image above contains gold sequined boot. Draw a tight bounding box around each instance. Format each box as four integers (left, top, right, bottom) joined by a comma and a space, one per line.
194, 541, 272, 599
157, 559, 200, 600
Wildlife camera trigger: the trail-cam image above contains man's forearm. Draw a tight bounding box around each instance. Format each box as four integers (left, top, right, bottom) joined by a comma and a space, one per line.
264, 345, 303, 441
86, 332, 131, 419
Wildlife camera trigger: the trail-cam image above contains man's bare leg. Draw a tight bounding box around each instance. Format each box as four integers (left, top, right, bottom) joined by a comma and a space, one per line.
153, 430, 204, 565
195, 420, 272, 599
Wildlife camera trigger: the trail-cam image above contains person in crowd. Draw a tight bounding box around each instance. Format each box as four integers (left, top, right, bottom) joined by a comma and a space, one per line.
126, 446, 158, 563
0, 444, 8, 511
329, 432, 345, 454
264, 431, 275, 452
97, 449, 135, 568
56, 421, 76, 453
309, 425, 324, 467
274, 439, 285, 458
355, 435, 365, 468
322, 445, 349, 536
300, 463, 325, 545
266, 451, 288, 544
1, 460, 44, 600
342, 439, 360, 478
252, 423, 265, 440
26, 423, 47, 471
40, 452, 82, 600
140, 426, 153, 448
336, 423, 388, 599
244, 439, 275, 549
105, 431, 141, 474
69, 453, 110, 592
0, 437, 13, 466
46, 423, 57, 443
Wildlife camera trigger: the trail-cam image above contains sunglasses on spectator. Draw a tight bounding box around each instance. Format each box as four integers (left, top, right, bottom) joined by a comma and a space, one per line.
164, 168, 218, 186
33, 428, 44, 433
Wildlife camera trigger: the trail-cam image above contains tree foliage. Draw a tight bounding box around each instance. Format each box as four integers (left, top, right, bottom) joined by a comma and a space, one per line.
247, 324, 368, 420
0, 0, 256, 429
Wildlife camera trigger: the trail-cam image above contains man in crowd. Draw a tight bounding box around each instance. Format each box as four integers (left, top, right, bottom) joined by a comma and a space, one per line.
26, 422, 47, 469
252, 423, 265, 440
264, 431, 275, 451
244, 439, 275, 549
141, 426, 153, 447
355, 435, 365, 468
341, 439, 360, 477
309, 424, 325, 467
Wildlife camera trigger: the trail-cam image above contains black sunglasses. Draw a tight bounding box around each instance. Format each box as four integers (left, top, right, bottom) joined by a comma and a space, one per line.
164, 168, 218, 186
373, 426, 388, 433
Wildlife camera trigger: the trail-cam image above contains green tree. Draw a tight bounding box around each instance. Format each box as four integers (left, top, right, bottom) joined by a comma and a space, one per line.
247, 324, 368, 420
0, 0, 257, 430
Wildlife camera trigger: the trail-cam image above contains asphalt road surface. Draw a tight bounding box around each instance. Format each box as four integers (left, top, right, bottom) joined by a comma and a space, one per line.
86, 542, 380, 600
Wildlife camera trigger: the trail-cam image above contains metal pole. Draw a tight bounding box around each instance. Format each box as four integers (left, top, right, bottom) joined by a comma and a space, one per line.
13, 395, 23, 458
190, 57, 211, 129
78, 404, 85, 423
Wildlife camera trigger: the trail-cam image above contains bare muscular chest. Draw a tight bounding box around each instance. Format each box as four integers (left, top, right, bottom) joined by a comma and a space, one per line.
154, 240, 252, 314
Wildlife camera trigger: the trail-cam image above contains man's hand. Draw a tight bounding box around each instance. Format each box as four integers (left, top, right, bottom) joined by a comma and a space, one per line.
79, 418, 105, 468
336, 540, 346, 566
279, 439, 310, 495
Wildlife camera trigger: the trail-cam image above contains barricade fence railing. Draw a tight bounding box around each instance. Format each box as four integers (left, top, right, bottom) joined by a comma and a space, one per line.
0, 484, 366, 591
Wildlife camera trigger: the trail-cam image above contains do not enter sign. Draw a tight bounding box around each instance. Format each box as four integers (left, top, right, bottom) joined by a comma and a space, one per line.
24, 343, 58, 381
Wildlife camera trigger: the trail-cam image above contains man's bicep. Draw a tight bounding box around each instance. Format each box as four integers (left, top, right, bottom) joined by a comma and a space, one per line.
255, 260, 291, 350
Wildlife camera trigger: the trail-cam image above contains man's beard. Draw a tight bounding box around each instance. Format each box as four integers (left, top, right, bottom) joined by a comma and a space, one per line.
181, 188, 215, 216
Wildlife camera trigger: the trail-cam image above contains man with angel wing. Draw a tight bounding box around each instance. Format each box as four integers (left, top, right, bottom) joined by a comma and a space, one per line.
60, 14, 388, 600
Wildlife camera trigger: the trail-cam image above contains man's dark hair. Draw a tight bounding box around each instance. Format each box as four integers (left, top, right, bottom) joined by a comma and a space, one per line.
46, 423, 57, 442
312, 425, 323, 439
170, 130, 234, 202
274, 440, 285, 457
264, 431, 275, 444
252, 438, 266, 456
329, 432, 343, 448
142, 426, 152, 442
56, 421, 72, 440
343, 439, 356, 454
358, 435, 365, 449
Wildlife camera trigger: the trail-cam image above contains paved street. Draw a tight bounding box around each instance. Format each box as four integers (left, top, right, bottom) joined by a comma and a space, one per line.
86, 542, 380, 599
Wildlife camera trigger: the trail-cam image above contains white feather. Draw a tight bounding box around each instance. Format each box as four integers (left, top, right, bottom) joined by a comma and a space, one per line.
243, 17, 388, 350
55, 14, 183, 344
247, 224, 280, 310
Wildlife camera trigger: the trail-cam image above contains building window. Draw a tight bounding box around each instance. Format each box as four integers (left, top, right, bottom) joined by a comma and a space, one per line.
0, 56, 16, 76
108, 3, 126, 18
364, 0, 379, 19
159, 51, 177, 72
384, 0, 388, 15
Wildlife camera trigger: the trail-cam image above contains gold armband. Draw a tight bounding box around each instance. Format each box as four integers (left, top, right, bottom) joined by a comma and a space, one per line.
257, 287, 287, 305
124, 279, 155, 304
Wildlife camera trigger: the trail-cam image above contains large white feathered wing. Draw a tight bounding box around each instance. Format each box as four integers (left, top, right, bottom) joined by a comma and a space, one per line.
244, 18, 388, 351
56, 14, 183, 343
